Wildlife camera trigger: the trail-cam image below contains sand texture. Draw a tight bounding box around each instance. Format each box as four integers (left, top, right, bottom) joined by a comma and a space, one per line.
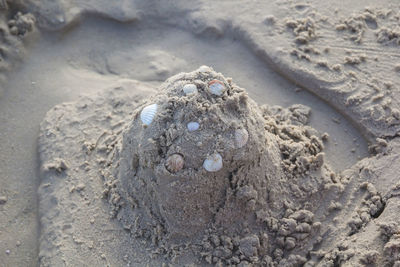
0, 0, 399, 266
37, 68, 399, 266
21, 0, 400, 139
37, 67, 332, 265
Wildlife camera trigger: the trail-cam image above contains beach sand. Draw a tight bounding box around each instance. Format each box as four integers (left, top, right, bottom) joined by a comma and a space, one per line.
0, 0, 399, 266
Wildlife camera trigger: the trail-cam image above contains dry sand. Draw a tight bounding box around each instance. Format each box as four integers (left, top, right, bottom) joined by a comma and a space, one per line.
0, 0, 399, 266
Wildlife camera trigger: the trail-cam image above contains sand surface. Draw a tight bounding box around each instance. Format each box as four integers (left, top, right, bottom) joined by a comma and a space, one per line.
0, 0, 399, 266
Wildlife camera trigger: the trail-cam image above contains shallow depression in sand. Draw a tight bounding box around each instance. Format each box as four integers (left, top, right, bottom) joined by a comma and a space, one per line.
0, 15, 368, 264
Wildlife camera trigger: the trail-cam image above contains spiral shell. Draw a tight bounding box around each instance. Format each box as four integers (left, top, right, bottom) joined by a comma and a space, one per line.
166, 154, 184, 173
183, 84, 198, 95
140, 104, 158, 126
234, 128, 249, 148
208, 80, 226, 96
203, 153, 223, 172
187, 122, 200, 132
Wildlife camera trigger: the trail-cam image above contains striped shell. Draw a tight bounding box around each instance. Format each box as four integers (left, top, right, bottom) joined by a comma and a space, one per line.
187, 122, 200, 132
208, 80, 226, 96
198, 65, 211, 72
203, 153, 223, 172
166, 154, 184, 173
234, 128, 249, 148
183, 84, 198, 95
140, 104, 158, 126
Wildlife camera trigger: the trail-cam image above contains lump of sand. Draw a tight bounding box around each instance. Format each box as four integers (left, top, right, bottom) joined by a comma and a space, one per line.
106, 66, 335, 264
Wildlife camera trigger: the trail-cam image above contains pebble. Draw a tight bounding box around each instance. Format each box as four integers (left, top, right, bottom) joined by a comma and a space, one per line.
0, 196, 7, 205
321, 133, 329, 142
76, 183, 86, 192
187, 121, 200, 132
183, 84, 198, 95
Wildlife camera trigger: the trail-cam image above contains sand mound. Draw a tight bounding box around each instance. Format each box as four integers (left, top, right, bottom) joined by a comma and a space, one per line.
114, 66, 285, 240
101, 67, 336, 265
37, 67, 400, 266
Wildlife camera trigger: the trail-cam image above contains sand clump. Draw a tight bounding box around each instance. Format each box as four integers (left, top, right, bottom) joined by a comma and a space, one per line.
8, 11, 35, 36
99, 66, 338, 265
0, 8, 35, 95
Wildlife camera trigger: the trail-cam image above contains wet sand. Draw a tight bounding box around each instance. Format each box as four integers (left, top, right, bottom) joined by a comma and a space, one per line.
1, 0, 399, 266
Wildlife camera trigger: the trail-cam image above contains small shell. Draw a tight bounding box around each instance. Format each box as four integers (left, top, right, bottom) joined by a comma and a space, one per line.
187, 122, 200, 132
234, 128, 249, 148
183, 84, 198, 95
208, 80, 226, 96
140, 104, 158, 126
166, 154, 184, 173
198, 65, 212, 72
203, 153, 223, 172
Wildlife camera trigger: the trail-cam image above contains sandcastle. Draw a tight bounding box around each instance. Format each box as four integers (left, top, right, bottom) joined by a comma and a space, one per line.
105, 66, 334, 264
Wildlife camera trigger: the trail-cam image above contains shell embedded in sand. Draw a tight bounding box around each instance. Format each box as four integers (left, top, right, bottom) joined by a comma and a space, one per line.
166, 154, 184, 173
235, 128, 249, 148
140, 103, 158, 126
183, 84, 198, 95
198, 65, 212, 72
208, 80, 226, 96
203, 153, 223, 172
187, 122, 200, 132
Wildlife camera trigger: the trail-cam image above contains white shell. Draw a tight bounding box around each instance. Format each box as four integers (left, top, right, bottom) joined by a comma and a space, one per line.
166, 154, 184, 173
234, 128, 249, 148
203, 153, 223, 172
198, 65, 212, 72
208, 80, 226, 96
140, 104, 158, 126
187, 122, 200, 132
183, 84, 198, 95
